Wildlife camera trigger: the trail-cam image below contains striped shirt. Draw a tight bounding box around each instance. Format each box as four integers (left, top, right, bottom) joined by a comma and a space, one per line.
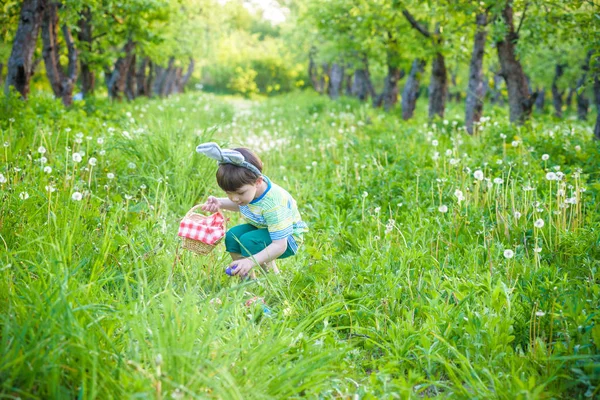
239, 176, 308, 254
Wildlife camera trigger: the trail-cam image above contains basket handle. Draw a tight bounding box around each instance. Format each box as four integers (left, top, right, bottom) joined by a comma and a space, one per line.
184, 204, 206, 219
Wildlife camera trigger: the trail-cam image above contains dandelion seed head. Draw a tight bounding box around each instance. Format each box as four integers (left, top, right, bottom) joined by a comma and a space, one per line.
88, 157, 97, 166
44, 166, 52, 174
534, 219, 545, 228
503, 249, 514, 259
38, 146, 47, 154
542, 154, 549, 161
473, 170, 484, 181
107, 173, 115, 180
72, 153, 82, 163
438, 205, 448, 213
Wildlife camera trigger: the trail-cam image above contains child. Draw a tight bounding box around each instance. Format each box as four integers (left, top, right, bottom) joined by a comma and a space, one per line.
197, 142, 308, 277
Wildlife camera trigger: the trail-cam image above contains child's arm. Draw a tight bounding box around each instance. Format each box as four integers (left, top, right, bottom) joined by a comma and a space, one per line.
201, 196, 240, 212
216, 198, 240, 212
230, 239, 287, 276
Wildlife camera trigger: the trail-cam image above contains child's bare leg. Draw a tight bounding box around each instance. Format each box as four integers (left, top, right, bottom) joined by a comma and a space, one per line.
263, 260, 280, 274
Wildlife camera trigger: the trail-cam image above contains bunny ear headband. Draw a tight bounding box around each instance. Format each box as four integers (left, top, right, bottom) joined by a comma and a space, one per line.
196, 142, 262, 177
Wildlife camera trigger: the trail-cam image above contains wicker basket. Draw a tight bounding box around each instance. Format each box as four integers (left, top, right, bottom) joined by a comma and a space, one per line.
180, 205, 226, 255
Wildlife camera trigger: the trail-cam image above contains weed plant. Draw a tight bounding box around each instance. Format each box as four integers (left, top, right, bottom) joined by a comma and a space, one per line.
1, 90, 599, 399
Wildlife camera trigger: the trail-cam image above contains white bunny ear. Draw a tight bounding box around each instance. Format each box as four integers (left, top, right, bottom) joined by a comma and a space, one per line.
196, 142, 262, 176
221, 149, 245, 165
196, 142, 225, 162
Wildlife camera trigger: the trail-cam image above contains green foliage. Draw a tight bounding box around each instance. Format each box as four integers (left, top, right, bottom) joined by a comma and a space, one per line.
201, 32, 306, 96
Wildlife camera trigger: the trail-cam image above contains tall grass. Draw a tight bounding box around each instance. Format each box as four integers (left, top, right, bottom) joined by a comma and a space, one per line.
1, 90, 599, 398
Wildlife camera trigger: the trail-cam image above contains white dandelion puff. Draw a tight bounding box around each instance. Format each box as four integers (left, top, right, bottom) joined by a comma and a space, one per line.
503, 249, 514, 259
534, 219, 545, 228
71, 192, 83, 201
438, 205, 448, 213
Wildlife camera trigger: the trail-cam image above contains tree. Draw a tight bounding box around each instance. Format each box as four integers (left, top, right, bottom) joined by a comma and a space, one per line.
400, 6, 448, 120
4, 0, 46, 98
41, 1, 78, 106
465, 11, 488, 134
493, 0, 537, 124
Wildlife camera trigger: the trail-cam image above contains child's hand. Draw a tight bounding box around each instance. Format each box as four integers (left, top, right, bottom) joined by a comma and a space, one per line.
201, 196, 220, 212
229, 258, 254, 277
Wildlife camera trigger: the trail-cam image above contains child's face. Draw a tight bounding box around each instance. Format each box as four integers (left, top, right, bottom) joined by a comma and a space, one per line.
225, 177, 263, 206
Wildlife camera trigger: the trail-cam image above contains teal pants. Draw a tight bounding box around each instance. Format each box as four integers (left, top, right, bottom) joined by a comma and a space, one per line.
225, 224, 295, 259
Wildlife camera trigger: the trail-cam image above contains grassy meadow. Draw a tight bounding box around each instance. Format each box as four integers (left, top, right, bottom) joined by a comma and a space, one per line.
1, 90, 599, 399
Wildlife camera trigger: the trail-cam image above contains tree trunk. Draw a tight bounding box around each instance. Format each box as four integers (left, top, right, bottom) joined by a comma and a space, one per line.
576, 51, 593, 121
535, 88, 545, 112
77, 7, 94, 96
465, 12, 487, 134
146, 61, 154, 97
565, 87, 575, 111
136, 57, 149, 97
124, 53, 136, 101
374, 46, 404, 111
152, 65, 164, 95
107, 39, 136, 100
428, 51, 447, 119
402, 58, 425, 120
345, 72, 353, 96
178, 58, 194, 92
377, 66, 404, 111
490, 72, 504, 105
163, 64, 178, 96
4, 0, 46, 98
41, 1, 78, 106
496, 1, 537, 124
594, 71, 600, 140
449, 70, 461, 102
327, 62, 344, 100
156, 57, 174, 97
308, 46, 322, 93
551, 64, 565, 118
352, 69, 370, 101
319, 62, 329, 94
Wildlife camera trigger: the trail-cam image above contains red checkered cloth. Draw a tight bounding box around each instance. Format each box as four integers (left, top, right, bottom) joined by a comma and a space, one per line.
178, 211, 225, 245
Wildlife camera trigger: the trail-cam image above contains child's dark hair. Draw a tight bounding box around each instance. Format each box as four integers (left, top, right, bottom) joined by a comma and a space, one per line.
216, 148, 263, 192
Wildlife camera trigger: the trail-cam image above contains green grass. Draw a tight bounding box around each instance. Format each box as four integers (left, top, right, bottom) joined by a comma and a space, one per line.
1, 89, 599, 399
